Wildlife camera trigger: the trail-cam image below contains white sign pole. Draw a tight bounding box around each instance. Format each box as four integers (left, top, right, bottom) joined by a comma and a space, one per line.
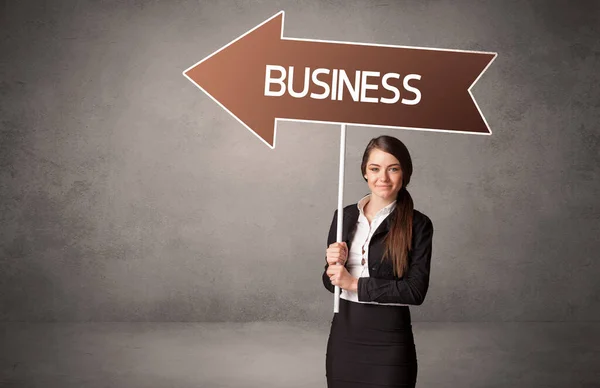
334, 124, 346, 313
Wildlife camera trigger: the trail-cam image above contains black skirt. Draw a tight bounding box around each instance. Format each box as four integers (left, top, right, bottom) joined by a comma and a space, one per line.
326, 298, 418, 388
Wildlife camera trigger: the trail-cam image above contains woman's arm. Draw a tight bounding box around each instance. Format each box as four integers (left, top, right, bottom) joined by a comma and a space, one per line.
322, 210, 339, 293
357, 214, 434, 305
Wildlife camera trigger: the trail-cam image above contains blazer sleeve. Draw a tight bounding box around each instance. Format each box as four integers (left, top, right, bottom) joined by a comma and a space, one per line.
357, 214, 434, 305
322, 210, 339, 293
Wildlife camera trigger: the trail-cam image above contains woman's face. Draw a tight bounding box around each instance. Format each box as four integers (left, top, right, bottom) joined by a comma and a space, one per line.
364, 148, 403, 202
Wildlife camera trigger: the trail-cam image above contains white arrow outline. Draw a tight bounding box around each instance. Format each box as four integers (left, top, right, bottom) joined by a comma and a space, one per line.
183, 10, 498, 149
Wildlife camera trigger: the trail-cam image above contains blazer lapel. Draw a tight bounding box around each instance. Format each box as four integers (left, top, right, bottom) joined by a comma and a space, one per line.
372, 211, 393, 238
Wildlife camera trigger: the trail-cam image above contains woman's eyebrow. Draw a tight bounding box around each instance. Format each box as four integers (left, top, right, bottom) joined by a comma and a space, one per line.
368, 163, 401, 167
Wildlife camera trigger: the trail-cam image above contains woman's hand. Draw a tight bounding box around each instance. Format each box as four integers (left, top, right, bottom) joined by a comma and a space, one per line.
326, 242, 348, 266
326, 264, 358, 291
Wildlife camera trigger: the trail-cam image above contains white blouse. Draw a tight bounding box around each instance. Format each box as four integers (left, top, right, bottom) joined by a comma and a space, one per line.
341, 194, 408, 306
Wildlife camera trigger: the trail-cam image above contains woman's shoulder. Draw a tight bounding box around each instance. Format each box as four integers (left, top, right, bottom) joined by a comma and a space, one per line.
412, 209, 433, 229
334, 203, 360, 219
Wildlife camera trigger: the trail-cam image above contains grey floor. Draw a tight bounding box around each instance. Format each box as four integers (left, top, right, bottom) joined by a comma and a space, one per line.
1, 322, 599, 388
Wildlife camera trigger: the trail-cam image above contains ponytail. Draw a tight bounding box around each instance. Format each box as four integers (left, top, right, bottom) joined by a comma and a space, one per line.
383, 186, 413, 277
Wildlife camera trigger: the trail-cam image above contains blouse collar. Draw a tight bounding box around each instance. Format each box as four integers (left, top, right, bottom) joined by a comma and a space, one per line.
357, 193, 397, 218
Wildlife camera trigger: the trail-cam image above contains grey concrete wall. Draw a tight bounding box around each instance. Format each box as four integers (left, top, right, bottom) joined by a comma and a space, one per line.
1, 0, 599, 322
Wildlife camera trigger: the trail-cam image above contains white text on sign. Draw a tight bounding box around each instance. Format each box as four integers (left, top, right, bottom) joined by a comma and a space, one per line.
264, 65, 421, 105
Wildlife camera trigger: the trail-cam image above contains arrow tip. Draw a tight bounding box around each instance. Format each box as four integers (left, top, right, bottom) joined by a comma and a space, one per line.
183, 11, 284, 149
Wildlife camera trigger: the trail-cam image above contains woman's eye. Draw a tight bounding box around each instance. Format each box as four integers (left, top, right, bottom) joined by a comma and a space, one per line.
370, 168, 379, 172
390, 168, 399, 172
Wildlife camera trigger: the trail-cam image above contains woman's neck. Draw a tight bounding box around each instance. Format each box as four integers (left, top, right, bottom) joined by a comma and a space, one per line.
366, 194, 395, 216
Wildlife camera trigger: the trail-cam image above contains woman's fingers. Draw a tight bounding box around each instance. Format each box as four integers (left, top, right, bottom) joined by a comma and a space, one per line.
327, 245, 344, 256
326, 265, 342, 276
326, 242, 348, 265
328, 265, 350, 287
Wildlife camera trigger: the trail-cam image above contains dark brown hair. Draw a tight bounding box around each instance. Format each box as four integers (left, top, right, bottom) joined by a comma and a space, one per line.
360, 135, 414, 278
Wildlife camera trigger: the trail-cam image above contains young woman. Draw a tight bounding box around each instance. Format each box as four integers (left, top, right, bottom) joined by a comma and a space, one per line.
322, 135, 434, 388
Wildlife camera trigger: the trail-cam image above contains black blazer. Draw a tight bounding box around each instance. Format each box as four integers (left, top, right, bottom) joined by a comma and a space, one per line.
322, 203, 434, 305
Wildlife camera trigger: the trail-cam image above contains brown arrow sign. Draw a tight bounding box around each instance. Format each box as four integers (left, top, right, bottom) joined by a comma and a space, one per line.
183, 11, 497, 148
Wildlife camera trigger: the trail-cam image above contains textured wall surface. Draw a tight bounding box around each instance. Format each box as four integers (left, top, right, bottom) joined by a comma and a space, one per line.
1, 0, 599, 322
